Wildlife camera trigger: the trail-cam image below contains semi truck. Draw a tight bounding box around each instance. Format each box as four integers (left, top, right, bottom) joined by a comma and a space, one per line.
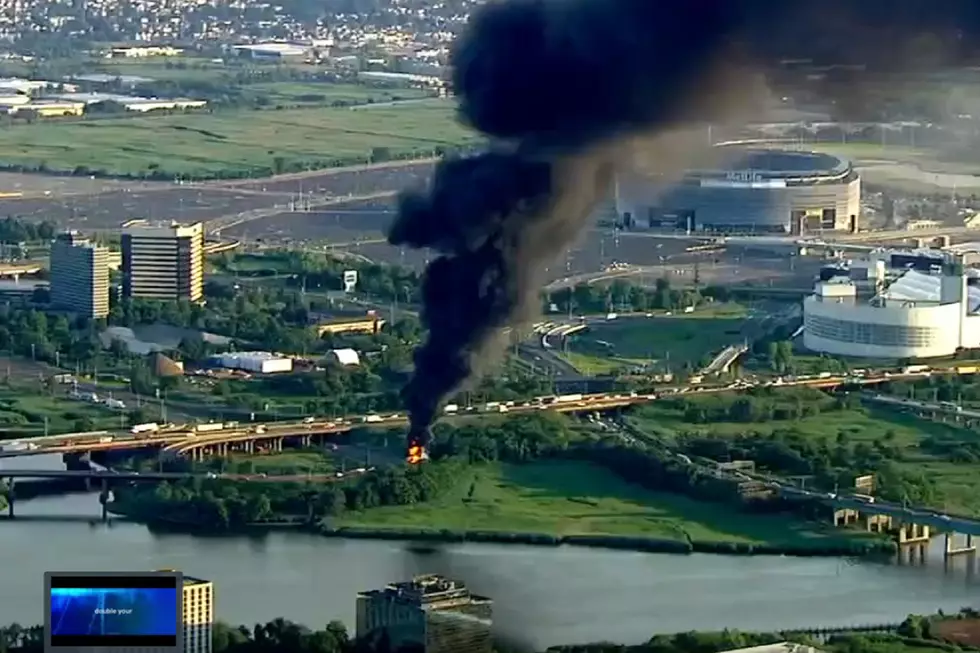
130, 423, 160, 435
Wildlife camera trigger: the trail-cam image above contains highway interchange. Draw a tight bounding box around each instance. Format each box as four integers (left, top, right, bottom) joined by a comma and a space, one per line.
5, 362, 980, 535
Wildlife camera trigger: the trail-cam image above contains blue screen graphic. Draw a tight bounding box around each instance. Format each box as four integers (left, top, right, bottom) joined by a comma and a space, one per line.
50, 587, 178, 636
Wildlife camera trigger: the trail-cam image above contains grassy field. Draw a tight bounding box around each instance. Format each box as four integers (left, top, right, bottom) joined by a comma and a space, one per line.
224, 450, 335, 475
0, 99, 476, 178
0, 386, 121, 437
630, 400, 980, 515
245, 82, 430, 106
338, 460, 865, 547
566, 311, 746, 373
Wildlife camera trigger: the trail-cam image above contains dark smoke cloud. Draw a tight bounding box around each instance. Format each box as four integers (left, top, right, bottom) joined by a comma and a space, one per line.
388, 0, 980, 439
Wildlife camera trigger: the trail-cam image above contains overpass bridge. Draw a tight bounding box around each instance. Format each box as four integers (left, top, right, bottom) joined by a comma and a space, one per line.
781, 487, 980, 560
0, 368, 945, 462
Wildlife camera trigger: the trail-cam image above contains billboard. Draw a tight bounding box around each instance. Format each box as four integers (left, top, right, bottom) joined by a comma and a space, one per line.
343, 270, 358, 293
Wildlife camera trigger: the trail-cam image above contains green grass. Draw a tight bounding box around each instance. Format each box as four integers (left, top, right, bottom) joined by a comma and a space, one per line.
84, 56, 242, 83
560, 352, 641, 376
226, 450, 335, 474
570, 314, 745, 367
246, 82, 430, 106
0, 386, 122, 437
631, 398, 980, 515
631, 402, 957, 447
0, 99, 478, 178
339, 460, 865, 547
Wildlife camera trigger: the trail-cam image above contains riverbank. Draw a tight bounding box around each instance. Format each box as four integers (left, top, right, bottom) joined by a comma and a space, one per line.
107, 460, 893, 558
316, 525, 896, 558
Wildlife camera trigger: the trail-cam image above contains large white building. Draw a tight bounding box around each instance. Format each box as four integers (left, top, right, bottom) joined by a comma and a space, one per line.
212, 351, 293, 374
803, 254, 980, 359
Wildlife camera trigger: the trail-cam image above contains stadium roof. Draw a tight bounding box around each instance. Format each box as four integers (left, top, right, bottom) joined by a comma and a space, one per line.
880, 269, 980, 312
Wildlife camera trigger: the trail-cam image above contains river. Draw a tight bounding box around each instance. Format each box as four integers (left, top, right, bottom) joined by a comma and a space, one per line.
4, 455, 980, 650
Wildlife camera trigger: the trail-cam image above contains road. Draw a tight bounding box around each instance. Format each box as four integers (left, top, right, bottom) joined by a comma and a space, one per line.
0, 468, 362, 483
10, 366, 980, 536
0, 364, 948, 460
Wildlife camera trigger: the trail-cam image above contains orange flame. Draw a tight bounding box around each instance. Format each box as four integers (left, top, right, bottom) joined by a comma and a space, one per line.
406, 445, 428, 465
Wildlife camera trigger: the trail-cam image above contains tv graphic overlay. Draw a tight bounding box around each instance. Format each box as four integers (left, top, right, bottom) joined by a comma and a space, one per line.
45, 571, 182, 652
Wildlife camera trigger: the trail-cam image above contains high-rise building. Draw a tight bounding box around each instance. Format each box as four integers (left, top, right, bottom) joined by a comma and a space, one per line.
356, 575, 492, 653
49, 231, 109, 318
121, 221, 204, 302
182, 574, 214, 653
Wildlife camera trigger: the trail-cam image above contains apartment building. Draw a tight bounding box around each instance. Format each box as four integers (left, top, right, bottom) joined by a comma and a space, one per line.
182, 575, 214, 653
50, 231, 109, 318
121, 221, 204, 302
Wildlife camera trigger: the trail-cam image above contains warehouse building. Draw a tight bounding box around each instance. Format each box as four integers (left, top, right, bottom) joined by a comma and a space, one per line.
210, 352, 293, 374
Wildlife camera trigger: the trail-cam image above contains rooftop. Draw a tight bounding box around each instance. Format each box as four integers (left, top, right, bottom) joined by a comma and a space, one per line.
879, 269, 980, 312
360, 574, 490, 606
183, 575, 211, 587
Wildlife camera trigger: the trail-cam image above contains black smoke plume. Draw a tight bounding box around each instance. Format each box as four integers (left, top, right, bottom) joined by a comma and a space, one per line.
388, 0, 980, 440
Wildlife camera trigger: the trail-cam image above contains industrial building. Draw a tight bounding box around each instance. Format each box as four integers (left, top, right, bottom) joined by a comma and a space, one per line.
50, 231, 110, 318
356, 575, 493, 653
211, 351, 293, 374
181, 574, 213, 653
233, 42, 310, 60
122, 220, 204, 302
803, 250, 980, 359
615, 146, 860, 234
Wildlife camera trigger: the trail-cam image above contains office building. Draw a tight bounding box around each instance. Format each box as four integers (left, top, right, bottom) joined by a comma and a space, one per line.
356, 575, 492, 653
122, 221, 204, 301
182, 574, 214, 653
50, 231, 109, 318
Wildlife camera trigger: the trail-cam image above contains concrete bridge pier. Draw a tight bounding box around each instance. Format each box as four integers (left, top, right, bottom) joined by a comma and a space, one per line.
4, 478, 13, 518
944, 532, 976, 559
245, 440, 254, 454
898, 523, 931, 545
833, 508, 860, 526
273, 438, 283, 452
98, 477, 109, 522
865, 514, 892, 533
897, 543, 928, 566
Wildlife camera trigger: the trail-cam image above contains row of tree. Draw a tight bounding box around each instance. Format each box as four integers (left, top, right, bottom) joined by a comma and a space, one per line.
115, 455, 467, 529
6, 612, 978, 653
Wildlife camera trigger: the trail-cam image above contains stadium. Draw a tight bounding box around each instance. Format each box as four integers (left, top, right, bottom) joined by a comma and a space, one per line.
803, 252, 980, 359
614, 144, 861, 234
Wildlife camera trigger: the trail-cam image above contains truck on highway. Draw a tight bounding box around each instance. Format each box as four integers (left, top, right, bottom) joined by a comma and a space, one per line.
443, 404, 459, 415
130, 423, 160, 435
363, 415, 383, 423
902, 365, 931, 375
98, 436, 114, 444
0, 441, 27, 452
195, 422, 226, 433
555, 394, 583, 404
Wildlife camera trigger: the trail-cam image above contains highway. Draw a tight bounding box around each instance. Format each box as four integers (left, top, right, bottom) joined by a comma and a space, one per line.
6, 366, 980, 536
780, 486, 980, 537
0, 365, 952, 461
0, 469, 358, 483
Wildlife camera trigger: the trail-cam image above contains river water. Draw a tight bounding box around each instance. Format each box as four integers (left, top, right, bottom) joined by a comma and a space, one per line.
4, 455, 980, 649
